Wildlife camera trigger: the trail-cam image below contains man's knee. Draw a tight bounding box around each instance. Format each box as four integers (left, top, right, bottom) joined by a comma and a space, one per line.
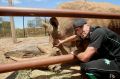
80, 60, 120, 79
81, 63, 102, 79
80, 59, 109, 79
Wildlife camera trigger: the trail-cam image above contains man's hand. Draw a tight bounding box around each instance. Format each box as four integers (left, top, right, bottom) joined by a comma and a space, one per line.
53, 39, 63, 48
53, 35, 77, 48
55, 40, 62, 47
71, 50, 79, 56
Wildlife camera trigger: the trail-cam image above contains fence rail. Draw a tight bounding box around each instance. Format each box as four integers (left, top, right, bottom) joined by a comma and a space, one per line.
0, 6, 120, 19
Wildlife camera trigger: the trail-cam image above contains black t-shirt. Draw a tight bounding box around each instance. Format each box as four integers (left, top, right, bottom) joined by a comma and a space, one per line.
88, 27, 120, 62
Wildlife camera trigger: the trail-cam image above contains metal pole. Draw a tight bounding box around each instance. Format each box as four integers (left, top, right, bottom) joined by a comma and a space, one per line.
0, 54, 77, 73
0, 7, 120, 19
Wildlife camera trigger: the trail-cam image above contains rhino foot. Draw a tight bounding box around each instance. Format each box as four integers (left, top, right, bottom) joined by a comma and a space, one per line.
48, 64, 62, 73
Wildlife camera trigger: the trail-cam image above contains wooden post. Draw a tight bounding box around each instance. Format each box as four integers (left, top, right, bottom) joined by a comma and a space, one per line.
8, 0, 17, 43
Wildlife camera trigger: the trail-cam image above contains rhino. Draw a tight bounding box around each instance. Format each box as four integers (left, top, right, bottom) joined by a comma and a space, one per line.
38, 17, 120, 71
5, 16, 120, 72
42, 17, 120, 55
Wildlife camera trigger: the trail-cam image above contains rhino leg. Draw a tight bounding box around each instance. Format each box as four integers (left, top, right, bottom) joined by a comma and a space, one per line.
48, 64, 62, 72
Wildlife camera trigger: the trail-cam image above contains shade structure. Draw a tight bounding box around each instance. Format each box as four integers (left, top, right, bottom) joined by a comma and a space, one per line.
0, 6, 120, 19
0, 54, 78, 73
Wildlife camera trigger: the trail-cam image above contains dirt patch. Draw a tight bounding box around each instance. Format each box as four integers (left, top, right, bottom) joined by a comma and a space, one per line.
0, 36, 80, 79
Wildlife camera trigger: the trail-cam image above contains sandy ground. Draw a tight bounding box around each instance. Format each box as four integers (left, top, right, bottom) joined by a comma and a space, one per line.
0, 36, 48, 79
0, 36, 80, 79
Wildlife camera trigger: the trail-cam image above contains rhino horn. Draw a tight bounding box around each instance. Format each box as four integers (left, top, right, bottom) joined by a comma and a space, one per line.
50, 17, 59, 29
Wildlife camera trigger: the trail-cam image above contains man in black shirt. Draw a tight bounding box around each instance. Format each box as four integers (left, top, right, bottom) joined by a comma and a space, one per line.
55, 18, 120, 79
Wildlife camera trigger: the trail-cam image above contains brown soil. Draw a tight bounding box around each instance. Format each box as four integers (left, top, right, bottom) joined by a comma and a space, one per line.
0, 36, 80, 79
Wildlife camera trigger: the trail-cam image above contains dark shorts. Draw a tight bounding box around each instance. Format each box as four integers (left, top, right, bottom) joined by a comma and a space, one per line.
80, 59, 120, 79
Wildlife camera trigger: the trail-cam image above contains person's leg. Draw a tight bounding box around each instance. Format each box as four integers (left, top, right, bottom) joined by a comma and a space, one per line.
80, 59, 120, 79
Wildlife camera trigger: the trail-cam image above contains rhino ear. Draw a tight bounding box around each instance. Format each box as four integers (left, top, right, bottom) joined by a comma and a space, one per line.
50, 17, 59, 28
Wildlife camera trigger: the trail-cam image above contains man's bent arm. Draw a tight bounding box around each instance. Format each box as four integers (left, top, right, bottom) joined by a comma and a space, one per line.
60, 35, 77, 44
76, 46, 97, 62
